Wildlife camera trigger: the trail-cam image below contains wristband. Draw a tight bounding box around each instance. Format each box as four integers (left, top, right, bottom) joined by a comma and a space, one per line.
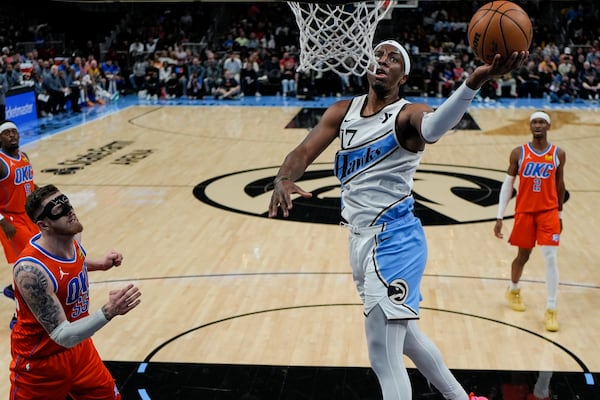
0, 214, 3, 221
273, 176, 291, 185
559, 211, 563, 219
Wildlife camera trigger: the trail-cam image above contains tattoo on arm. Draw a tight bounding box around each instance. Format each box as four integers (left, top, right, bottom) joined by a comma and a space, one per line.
14, 263, 64, 333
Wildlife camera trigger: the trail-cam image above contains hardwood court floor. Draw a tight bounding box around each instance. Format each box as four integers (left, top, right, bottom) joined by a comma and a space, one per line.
1, 96, 599, 399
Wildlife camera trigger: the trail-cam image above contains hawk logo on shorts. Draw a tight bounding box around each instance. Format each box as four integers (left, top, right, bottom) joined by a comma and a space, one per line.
388, 279, 408, 305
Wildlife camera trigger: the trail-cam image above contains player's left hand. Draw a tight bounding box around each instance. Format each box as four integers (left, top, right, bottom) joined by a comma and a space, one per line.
103, 250, 124, 270
493, 220, 504, 239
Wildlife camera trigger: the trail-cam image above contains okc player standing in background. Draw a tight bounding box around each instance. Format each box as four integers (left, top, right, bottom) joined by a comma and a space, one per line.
0, 120, 39, 330
269, 39, 526, 400
9, 184, 142, 400
494, 111, 566, 332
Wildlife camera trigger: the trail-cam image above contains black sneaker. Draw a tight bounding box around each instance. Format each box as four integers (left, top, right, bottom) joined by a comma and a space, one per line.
3, 284, 14, 300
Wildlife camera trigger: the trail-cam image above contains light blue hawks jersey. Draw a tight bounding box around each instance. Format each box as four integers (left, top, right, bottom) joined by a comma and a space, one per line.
335, 95, 423, 227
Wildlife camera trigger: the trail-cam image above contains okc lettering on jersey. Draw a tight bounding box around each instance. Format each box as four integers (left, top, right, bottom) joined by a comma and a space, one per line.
522, 161, 554, 178
14, 164, 33, 184
66, 270, 90, 318
335, 132, 398, 182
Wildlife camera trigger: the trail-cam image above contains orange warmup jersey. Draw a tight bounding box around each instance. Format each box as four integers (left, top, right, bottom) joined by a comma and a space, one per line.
0, 150, 35, 213
10, 237, 121, 400
11, 235, 90, 358
0, 150, 38, 262
515, 143, 560, 214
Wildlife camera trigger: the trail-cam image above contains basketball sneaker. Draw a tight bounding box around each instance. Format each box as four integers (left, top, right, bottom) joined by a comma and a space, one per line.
505, 288, 526, 311
3, 284, 14, 300
544, 309, 559, 332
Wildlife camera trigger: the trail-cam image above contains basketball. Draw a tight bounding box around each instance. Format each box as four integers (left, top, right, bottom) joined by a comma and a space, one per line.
467, 1, 533, 64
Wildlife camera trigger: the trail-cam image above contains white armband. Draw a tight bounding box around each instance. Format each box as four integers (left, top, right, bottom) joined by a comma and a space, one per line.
0, 214, 3, 221
49, 309, 109, 348
421, 83, 479, 143
497, 174, 516, 219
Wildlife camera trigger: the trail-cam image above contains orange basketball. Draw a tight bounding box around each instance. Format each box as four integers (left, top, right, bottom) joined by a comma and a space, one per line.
467, 1, 532, 64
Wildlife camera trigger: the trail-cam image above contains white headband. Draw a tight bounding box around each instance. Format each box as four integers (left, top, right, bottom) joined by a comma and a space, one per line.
374, 40, 411, 75
530, 111, 550, 124
0, 121, 17, 133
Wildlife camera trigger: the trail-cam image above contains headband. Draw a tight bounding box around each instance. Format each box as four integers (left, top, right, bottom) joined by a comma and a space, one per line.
0, 121, 17, 133
374, 40, 411, 76
530, 111, 550, 124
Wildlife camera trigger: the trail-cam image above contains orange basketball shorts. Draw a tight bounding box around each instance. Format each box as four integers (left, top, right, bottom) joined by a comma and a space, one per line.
508, 209, 561, 248
9, 338, 121, 400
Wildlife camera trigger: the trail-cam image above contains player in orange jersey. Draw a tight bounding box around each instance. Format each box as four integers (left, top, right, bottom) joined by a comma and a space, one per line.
494, 111, 566, 332
0, 120, 39, 329
9, 184, 142, 400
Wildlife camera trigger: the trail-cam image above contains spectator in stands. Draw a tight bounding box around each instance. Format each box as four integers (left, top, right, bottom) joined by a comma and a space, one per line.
234, 29, 249, 50
31, 70, 50, 117
186, 72, 206, 99
100, 59, 123, 98
278, 52, 295, 71
42, 65, 69, 114
421, 63, 437, 97
129, 38, 145, 59
84, 59, 106, 105
71, 56, 92, 107
579, 61, 600, 102
222, 51, 242, 82
537, 54, 557, 75
58, 65, 82, 113
437, 62, 455, 98
246, 31, 260, 51
516, 60, 541, 98
537, 60, 556, 99
549, 74, 575, 103
222, 33, 235, 51
172, 58, 190, 98
203, 51, 222, 95
280, 57, 297, 97
451, 58, 466, 88
145, 36, 160, 55
262, 54, 281, 88
240, 57, 260, 96
496, 72, 518, 98
129, 55, 149, 93
214, 69, 240, 100
144, 66, 161, 100
159, 60, 173, 94
4, 63, 21, 89
186, 56, 205, 98
164, 71, 181, 99
557, 47, 574, 78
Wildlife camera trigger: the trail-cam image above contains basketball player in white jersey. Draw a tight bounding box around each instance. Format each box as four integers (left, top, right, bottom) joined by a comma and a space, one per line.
269, 41, 527, 399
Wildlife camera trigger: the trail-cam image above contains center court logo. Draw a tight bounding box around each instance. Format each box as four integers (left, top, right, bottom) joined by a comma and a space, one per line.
193, 162, 523, 226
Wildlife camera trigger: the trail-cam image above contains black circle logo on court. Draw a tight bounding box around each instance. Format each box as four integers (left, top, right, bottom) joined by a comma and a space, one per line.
387, 279, 409, 305
193, 162, 545, 226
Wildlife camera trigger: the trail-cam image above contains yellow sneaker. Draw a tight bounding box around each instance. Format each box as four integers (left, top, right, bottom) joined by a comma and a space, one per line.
544, 309, 559, 332
505, 288, 526, 311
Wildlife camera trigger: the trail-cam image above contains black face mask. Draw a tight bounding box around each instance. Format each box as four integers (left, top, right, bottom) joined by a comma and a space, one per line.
35, 194, 73, 222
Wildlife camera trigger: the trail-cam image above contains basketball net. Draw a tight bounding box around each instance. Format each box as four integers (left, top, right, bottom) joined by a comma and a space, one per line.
288, 1, 395, 76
